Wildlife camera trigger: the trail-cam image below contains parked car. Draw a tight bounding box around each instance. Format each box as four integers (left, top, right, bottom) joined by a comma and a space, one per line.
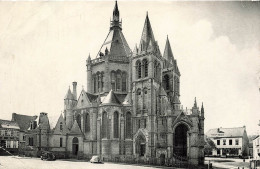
40, 151, 56, 161
90, 156, 101, 163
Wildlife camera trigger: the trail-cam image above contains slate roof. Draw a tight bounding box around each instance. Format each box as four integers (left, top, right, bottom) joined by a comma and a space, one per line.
11, 113, 37, 131
99, 29, 131, 58
102, 90, 121, 105
139, 14, 156, 53
0, 119, 20, 129
114, 93, 127, 103
163, 36, 174, 64
85, 92, 98, 103
70, 120, 82, 134
98, 2, 131, 59
64, 88, 75, 100
206, 127, 246, 138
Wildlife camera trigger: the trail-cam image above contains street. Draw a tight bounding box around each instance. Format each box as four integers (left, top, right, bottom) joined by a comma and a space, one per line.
0, 156, 254, 169
0, 156, 164, 169
205, 157, 250, 169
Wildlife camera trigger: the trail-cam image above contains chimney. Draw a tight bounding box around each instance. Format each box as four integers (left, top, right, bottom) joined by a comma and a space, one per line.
12, 113, 16, 121
73, 82, 77, 100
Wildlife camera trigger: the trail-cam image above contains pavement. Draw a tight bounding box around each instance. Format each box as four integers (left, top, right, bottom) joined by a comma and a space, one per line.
0, 156, 182, 169
205, 157, 251, 169
0, 156, 253, 169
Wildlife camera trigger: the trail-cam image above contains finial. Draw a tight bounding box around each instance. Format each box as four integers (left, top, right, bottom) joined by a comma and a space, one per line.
194, 97, 197, 108
146, 11, 148, 17
201, 102, 204, 108
82, 85, 84, 90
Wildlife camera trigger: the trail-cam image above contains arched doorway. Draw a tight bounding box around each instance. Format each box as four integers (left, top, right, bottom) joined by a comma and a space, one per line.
160, 154, 166, 165
72, 137, 79, 155
174, 124, 189, 157
135, 134, 146, 157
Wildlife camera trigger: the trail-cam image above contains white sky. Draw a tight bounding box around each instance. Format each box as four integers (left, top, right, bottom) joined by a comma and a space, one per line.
0, 1, 259, 134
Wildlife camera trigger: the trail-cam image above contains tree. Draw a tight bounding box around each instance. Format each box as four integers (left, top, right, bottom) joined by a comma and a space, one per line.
204, 136, 216, 156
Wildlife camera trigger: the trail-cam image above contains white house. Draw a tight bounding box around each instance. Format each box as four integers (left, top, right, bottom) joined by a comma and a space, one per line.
206, 126, 249, 157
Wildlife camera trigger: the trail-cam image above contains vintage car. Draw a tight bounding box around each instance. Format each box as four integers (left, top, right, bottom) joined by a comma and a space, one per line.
40, 151, 56, 161
90, 156, 101, 163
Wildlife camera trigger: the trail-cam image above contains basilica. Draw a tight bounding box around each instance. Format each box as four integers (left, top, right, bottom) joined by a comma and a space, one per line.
22, 1, 205, 167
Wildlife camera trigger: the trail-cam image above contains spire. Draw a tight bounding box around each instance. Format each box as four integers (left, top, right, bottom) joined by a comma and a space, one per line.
193, 97, 197, 108
163, 36, 174, 64
64, 87, 74, 100
133, 44, 138, 55
139, 13, 156, 53
87, 53, 91, 64
113, 0, 119, 21
201, 102, 204, 117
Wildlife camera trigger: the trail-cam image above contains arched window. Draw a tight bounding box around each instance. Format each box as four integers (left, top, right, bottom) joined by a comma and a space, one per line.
154, 60, 157, 78
93, 74, 96, 93
114, 112, 119, 138
157, 63, 161, 80
60, 137, 63, 147
101, 72, 104, 92
76, 114, 81, 130
85, 113, 90, 132
116, 71, 121, 91
60, 122, 63, 131
174, 76, 177, 94
136, 60, 142, 79
97, 72, 101, 92
126, 112, 132, 139
143, 88, 148, 110
102, 112, 108, 138
136, 88, 142, 111
72, 137, 79, 155
164, 75, 170, 90
111, 71, 116, 91
143, 59, 148, 77
122, 72, 127, 92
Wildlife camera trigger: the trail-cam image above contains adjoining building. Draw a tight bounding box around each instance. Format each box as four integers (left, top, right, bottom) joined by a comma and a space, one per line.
11, 113, 37, 155
253, 136, 260, 160
206, 126, 249, 157
17, 1, 205, 166
0, 119, 20, 155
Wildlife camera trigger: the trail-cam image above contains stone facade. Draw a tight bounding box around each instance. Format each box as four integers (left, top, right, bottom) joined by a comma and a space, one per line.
20, 1, 205, 166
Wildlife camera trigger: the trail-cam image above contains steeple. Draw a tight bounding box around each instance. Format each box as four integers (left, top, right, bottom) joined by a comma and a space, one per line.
87, 54, 91, 62
97, 1, 131, 58
201, 102, 204, 117
139, 12, 156, 53
163, 36, 174, 64
110, 1, 121, 30
64, 87, 74, 100
193, 97, 197, 108
113, 0, 119, 21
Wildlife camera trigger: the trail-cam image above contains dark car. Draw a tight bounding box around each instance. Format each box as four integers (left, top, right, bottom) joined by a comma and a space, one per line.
40, 151, 56, 161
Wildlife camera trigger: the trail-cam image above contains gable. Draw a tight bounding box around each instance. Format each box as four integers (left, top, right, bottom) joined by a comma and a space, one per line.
76, 90, 91, 109
172, 112, 193, 129
53, 114, 69, 135
69, 120, 83, 135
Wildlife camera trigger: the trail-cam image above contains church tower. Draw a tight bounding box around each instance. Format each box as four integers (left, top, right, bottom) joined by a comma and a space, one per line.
131, 13, 163, 158
162, 36, 181, 110
64, 83, 77, 130
86, 0, 131, 96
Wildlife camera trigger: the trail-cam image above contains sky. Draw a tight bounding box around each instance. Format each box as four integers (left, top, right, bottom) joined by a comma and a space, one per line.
0, 1, 260, 134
